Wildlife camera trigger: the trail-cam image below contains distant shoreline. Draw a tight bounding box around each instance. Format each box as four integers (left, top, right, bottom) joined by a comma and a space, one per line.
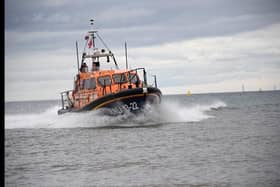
4, 90, 280, 103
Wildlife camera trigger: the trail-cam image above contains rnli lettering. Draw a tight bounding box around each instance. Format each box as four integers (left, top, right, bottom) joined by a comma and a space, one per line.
124, 101, 139, 111
110, 101, 140, 114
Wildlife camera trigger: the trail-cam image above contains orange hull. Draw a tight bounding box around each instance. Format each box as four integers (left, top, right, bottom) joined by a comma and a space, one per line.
58, 87, 161, 115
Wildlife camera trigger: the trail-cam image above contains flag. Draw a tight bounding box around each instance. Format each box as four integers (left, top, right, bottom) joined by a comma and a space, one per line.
88, 37, 93, 48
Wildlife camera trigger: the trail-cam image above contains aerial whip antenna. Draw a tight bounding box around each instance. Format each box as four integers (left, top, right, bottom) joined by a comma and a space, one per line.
152, 75, 158, 88
125, 42, 128, 69
76, 41, 80, 73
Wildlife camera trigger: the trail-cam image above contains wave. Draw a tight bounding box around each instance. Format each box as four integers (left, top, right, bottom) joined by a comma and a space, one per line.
5, 100, 227, 129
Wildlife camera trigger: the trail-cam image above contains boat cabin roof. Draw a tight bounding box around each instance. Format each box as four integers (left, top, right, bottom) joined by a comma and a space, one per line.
78, 69, 137, 80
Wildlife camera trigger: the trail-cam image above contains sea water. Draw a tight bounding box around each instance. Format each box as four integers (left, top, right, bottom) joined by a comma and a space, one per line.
5, 91, 280, 186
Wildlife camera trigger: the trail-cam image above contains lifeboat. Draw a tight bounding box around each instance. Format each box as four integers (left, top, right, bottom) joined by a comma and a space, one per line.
57, 21, 162, 115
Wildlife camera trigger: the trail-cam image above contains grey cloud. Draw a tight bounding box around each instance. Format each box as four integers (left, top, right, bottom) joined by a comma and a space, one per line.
6, 0, 280, 32
5, 0, 280, 53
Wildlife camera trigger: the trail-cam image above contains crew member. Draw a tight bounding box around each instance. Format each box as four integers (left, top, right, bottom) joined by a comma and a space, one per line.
80, 62, 88, 72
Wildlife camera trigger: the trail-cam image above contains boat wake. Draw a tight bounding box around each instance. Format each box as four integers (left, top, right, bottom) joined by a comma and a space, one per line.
5, 100, 227, 129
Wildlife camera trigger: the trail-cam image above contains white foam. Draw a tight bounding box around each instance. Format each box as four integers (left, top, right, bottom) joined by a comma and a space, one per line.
5, 100, 227, 129
145, 100, 227, 123
5, 106, 60, 129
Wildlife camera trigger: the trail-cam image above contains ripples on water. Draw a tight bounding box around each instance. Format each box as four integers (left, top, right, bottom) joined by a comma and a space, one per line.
5, 91, 280, 186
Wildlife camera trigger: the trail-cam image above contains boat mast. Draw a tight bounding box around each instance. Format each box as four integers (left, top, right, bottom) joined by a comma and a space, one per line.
89, 19, 96, 48
125, 42, 128, 69
76, 41, 80, 73
80, 19, 120, 70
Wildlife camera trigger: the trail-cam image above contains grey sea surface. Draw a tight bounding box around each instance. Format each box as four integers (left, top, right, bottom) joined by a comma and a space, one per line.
5, 91, 280, 186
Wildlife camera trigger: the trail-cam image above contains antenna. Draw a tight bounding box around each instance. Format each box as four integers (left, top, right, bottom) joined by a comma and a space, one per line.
152, 75, 158, 88
125, 42, 128, 69
76, 41, 80, 73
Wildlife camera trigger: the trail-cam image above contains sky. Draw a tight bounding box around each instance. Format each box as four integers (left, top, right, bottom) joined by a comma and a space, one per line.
5, 0, 280, 101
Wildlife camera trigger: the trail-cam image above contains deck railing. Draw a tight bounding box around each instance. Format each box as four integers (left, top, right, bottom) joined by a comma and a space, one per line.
127, 68, 147, 87
60, 90, 73, 109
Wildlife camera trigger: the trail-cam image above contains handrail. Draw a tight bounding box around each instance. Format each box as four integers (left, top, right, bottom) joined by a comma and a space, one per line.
60, 90, 73, 109
127, 68, 147, 87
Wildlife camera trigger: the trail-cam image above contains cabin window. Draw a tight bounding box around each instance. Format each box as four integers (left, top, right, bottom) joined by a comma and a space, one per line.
89, 78, 96, 89
98, 76, 112, 87
128, 73, 139, 83
113, 73, 127, 84
83, 79, 90, 89
83, 78, 96, 89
